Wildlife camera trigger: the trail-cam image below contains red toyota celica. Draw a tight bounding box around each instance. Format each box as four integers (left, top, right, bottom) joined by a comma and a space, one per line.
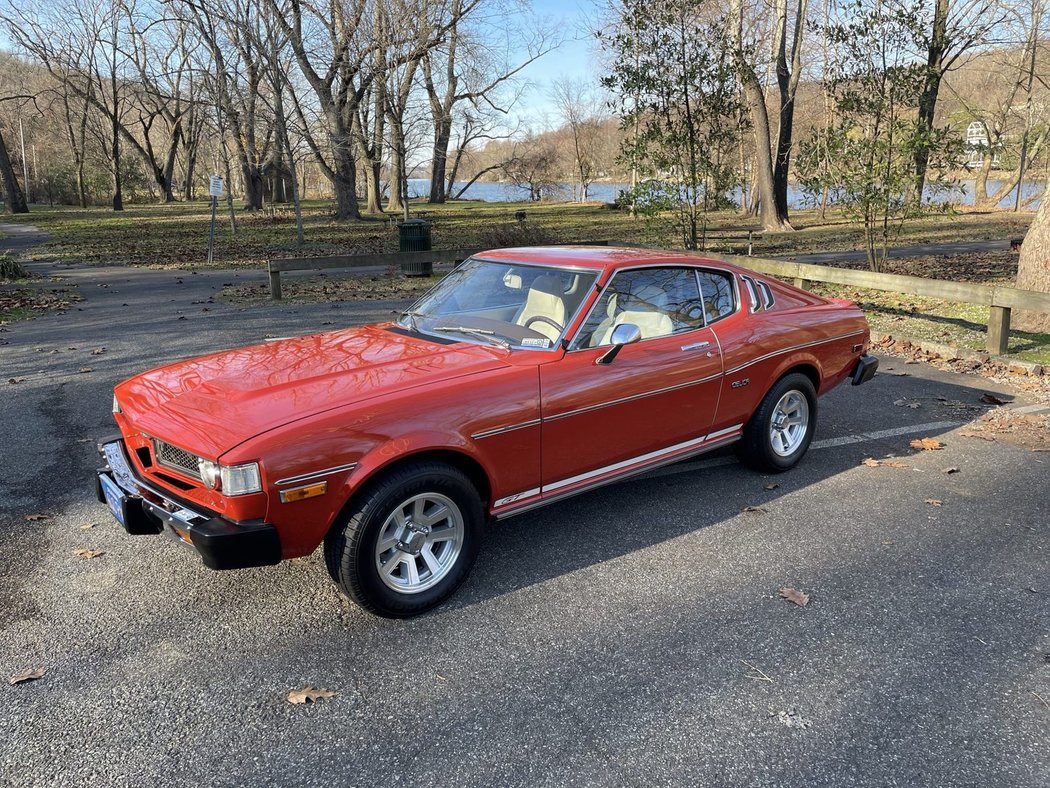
96, 246, 877, 617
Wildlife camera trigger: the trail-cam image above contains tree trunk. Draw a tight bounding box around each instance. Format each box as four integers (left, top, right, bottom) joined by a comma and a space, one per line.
110, 115, 123, 212
914, 0, 948, 199
732, 0, 787, 232
76, 154, 87, 208
1014, 179, 1050, 332
741, 80, 784, 231
429, 114, 453, 203
771, 0, 805, 227
0, 128, 29, 214
973, 151, 994, 209
386, 128, 404, 214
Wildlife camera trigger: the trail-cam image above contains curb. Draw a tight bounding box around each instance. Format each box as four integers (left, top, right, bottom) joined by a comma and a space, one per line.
874, 333, 1045, 377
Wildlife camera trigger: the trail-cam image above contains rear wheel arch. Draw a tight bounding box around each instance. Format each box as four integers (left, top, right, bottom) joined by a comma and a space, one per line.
781, 361, 821, 393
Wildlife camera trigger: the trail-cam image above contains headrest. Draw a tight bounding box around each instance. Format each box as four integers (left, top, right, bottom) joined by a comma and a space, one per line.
622, 284, 668, 311
528, 275, 562, 296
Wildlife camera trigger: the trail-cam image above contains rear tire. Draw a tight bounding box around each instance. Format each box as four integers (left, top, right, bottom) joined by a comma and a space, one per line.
324, 461, 484, 618
735, 372, 817, 473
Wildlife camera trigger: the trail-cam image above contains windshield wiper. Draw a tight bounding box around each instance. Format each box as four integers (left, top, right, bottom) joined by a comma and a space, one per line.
432, 325, 511, 350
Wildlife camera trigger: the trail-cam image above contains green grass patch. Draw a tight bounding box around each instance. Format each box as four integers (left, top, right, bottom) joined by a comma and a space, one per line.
5, 198, 1035, 270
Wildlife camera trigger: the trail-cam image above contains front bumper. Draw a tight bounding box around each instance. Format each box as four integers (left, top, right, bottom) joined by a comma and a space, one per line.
95, 439, 281, 570
851, 354, 879, 386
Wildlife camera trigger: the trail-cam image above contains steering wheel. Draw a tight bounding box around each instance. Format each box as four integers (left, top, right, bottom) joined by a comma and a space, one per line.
523, 315, 564, 334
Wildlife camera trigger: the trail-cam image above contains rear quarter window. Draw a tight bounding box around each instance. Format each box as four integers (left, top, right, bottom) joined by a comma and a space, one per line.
697, 270, 736, 323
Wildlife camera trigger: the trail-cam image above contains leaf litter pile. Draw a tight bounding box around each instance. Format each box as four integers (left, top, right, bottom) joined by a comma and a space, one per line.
220, 271, 444, 305
875, 337, 1050, 451
0, 288, 82, 320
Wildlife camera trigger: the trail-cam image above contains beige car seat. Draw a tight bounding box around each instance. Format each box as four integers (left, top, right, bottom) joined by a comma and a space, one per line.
514, 275, 567, 342
589, 284, 673, 346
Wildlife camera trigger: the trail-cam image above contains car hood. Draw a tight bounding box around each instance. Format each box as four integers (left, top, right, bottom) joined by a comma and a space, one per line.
115, 325, 508, 458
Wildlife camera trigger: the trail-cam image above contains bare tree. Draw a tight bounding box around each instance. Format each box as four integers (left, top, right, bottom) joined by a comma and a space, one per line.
913, 0, 1004, 198
550, 79, 606, 201
730, 0, 786, 230
422, 0, 558, 203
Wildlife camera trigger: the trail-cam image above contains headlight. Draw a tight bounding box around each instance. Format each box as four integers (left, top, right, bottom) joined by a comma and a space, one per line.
112, 394, 122, 414
197, 459, 221, 489
219, 462, 262, 496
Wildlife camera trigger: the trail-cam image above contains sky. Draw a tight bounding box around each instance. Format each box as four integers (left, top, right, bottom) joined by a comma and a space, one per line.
509, 0, 605, 128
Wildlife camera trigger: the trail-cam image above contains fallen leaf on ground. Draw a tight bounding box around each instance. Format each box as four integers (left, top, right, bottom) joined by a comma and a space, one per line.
980, 394, 1007, 405
25, 513, 49, 522
894, 399, 921, 409
862, 457, 881, 467
8, 667, 46, 685
8, 377, 26, 384
72, 548, 104, 559
910, 438, 944, 451
90, 347, 106, 355
960, 431, 996, 441
763, 483, 779, 490
778, 587, 810, 607
925, 499, 944, 507
884, 460, 909, 469
742, 505, 767, 514
77, 367, 93, 374
943, 466, 960, 474
287, 686, 337, 704
80, 523, 97, 530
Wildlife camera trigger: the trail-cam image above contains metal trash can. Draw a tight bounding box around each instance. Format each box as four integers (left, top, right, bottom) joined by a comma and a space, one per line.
398, 218, 433, 276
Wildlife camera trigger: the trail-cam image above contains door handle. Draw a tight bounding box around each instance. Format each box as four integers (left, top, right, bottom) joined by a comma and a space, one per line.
681, 340, 710, 351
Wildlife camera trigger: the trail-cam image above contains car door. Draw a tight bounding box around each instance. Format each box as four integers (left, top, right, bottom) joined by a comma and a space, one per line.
538, 266, 725, 494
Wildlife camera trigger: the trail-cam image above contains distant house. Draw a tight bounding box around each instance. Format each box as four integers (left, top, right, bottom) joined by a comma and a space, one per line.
965, 121, 1001, 168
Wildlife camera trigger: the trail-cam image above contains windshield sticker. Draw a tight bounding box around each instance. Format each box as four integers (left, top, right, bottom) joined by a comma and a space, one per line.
521, 337, 551, 348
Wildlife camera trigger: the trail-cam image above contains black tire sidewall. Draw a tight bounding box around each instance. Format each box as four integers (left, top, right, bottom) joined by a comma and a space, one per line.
333, 462, 484, 618
742, 373, 817, 472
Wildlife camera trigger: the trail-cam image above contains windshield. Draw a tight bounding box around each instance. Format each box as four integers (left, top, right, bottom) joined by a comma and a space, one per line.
399, 258, 599, 350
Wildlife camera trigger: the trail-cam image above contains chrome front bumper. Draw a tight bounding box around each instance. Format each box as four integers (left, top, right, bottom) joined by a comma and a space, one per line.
95, 438, 281, 570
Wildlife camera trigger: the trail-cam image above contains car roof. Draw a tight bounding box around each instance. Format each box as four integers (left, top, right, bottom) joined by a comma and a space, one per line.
474, 245, 743, 273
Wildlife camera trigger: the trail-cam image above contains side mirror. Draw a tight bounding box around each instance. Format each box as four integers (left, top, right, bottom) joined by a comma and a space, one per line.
596, 323, 642, 365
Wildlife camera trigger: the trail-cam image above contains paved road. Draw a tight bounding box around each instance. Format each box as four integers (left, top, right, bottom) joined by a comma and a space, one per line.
1, 227, 1048, 787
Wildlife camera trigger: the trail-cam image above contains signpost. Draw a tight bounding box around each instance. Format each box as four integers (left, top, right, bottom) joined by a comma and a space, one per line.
207, 175, 224, 265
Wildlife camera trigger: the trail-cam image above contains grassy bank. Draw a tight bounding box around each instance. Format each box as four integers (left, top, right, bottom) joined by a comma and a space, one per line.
3, 199, 1035, 269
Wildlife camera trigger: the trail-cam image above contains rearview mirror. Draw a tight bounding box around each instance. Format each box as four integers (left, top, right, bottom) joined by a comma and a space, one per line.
597, 323, 642, 365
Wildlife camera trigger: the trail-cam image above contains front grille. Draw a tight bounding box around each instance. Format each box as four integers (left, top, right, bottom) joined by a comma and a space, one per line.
152, 439, 202, 480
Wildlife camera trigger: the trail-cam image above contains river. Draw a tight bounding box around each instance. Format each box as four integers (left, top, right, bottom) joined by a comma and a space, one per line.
406, 178, 1045, 210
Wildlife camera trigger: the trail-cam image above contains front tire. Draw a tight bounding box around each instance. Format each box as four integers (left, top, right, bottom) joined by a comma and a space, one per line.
735, 372, 817, 473
324, 462, 484, 618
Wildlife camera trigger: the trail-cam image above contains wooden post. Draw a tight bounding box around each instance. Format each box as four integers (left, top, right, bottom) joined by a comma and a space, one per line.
269, 267, 283, 300
793, 278, 811, 291
747, 230, 753, 256
986, 305, 1011, 355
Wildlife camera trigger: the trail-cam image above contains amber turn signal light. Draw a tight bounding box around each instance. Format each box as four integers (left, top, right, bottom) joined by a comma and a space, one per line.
279, 481, 328, 504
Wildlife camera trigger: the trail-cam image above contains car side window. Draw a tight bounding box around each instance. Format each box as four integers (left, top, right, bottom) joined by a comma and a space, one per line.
697, 270, 736, 324
575, 267, 705, 348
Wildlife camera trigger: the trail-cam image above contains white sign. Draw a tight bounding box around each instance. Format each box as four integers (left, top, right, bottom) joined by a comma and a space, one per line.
209, 175, 224, 198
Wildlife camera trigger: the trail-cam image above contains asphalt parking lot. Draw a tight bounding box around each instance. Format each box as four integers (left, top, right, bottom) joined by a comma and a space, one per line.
1, 238, 1049, 787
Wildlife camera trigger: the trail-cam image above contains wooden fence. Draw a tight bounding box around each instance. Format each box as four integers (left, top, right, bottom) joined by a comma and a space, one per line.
707, 252, 1050, 356
267, 243, 1050, 357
